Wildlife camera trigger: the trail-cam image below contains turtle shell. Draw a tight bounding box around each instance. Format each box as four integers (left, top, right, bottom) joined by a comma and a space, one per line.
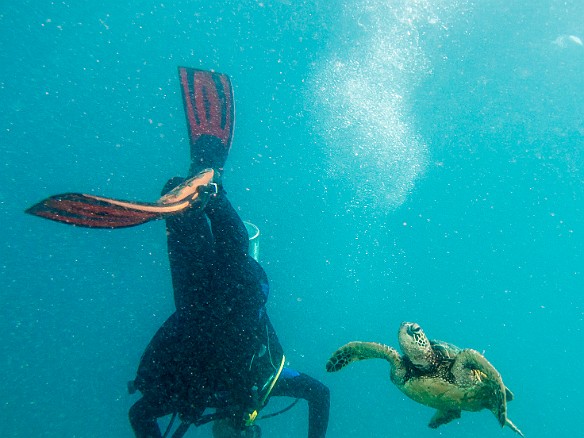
430, 339, 462, 362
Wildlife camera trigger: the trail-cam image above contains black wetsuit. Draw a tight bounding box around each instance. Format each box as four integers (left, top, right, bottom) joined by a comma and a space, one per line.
129, 181, 329, 437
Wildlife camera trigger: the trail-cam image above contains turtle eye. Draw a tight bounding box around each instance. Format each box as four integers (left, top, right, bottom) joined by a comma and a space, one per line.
408, 323, 421, 335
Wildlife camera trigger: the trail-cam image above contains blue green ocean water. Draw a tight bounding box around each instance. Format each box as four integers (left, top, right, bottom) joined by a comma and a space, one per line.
1, 0, 583, 436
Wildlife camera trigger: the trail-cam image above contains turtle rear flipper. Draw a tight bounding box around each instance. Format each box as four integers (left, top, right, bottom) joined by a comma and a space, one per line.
452, 349, 508, 426
505, 417, 525, 437
326, 341, 400, 372
428, 409, 461, 428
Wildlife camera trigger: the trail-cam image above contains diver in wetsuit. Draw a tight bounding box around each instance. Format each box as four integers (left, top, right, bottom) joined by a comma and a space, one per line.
129, 68, 329, 437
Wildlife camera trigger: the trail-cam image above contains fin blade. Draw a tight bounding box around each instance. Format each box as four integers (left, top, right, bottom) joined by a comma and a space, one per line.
26, 193, 164, 228
25, 170, 215, 229
178, 67, 234, 174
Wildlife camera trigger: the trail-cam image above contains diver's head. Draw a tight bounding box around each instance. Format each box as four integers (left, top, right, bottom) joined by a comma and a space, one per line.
244, 221, 260, 262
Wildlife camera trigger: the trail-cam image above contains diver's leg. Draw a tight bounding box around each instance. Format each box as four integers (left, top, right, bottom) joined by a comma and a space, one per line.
133, 312, 182, 393
129, 396, 174, 438
162, 177, 214, 318
205, 190, 249, 261
270, 370, 330, 438
177, 68, 241, 260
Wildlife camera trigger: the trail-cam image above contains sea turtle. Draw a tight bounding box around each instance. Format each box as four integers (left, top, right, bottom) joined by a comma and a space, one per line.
326, 322, 524, 436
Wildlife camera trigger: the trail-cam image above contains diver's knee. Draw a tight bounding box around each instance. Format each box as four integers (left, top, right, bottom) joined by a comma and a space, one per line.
129, 398, 163, 438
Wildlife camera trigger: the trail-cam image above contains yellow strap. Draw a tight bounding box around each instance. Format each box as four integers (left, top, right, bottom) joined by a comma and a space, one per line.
261, 354, 286, 406
246, 410, 258, 426
245, 354, 286, 426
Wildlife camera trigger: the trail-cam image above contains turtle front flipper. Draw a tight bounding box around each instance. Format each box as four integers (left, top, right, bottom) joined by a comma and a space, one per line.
428, 409, 461, 428
326, 341, 400, 372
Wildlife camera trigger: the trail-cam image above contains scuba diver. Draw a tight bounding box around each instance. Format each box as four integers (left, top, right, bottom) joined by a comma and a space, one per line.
128, 67, 329, 437
26, 67, 329, 437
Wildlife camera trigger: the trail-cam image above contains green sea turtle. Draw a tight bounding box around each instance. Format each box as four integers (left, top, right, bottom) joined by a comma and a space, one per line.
326, 322, 524, 436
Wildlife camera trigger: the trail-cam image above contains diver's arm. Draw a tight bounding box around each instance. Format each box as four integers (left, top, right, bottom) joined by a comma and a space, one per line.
270, 371, 330, 438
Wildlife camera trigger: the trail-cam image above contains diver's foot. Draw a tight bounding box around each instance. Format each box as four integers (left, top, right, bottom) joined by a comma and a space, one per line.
191, 167, 224, 193
161, 176, 186, 196
157, 169, 215, 209
212, 167, 223, 188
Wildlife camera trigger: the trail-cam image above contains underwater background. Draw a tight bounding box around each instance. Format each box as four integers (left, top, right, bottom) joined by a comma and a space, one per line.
1, 0, 583, 436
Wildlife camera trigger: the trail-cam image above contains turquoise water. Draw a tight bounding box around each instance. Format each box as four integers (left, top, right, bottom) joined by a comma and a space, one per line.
2, 1, 583, 436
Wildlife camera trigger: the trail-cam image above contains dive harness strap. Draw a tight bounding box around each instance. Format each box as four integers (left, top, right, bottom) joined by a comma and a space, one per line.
163, 353, 288, 437
245, 353, 286, 426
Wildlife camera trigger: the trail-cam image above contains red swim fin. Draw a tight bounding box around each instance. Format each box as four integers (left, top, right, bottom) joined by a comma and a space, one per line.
26, 169, 215, 229
25, 194, 163, 228
178, 67, 234, 175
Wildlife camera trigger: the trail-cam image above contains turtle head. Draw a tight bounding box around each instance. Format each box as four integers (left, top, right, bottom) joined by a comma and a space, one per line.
398, 322, 434, 371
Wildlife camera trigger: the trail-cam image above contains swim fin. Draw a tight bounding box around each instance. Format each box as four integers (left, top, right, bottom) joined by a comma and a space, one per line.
178, 67, 234, 176
25, 169, 215, 229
